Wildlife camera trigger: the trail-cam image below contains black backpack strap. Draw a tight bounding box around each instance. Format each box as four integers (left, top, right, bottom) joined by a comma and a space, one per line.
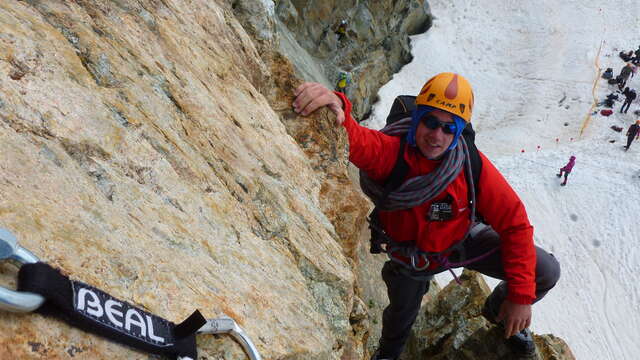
369, 139, 409, 254
461, 123, 483, 200
381, 138, 409, 200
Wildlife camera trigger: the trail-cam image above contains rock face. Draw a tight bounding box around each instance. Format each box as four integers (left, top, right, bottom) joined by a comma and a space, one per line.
0, 1, 573, 360
403, 270, 576, 360
0, 1, 366, 358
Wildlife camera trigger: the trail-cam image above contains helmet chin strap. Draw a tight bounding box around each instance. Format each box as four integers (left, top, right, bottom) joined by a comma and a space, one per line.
445, 117, 467, 151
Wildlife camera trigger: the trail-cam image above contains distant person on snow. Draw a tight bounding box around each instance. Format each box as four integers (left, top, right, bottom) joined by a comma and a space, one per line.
618, 63, 634, 90
602, 67, 614, 80
556, 156, 576, 186
622, 87, 630, 96
293, 73, 561, 360
624, 120, 640, 151
621, 87, 637, 113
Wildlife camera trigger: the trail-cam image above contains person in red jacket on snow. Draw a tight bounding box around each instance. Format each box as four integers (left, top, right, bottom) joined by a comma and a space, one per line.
293, 73, 560, 360
556, 155, 576, 186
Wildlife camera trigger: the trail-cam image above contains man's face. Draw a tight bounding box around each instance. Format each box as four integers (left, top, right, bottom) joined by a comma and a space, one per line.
415, 109, 456, 159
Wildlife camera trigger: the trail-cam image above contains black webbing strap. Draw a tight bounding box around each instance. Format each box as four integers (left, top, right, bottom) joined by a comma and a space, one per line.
381, 138, 410, 200
17, 262, 206, 359
369, 139, 410, 254
462, 123, 482, 201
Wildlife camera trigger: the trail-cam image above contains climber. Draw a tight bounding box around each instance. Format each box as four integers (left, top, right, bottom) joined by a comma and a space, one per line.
293, 73, 561, 360
335, 19, 348, 41
335, 71, 350, 94
556, 155, 576, 186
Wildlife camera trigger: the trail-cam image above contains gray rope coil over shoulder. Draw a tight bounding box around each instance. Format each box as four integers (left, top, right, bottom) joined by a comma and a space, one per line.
359, 117, 473, 214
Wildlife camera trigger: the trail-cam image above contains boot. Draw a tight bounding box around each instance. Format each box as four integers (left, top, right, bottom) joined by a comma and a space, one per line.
482, 286, 537, 357
560, 182, 566, 186
507, 328, 537, 356
556, 173, 561, 178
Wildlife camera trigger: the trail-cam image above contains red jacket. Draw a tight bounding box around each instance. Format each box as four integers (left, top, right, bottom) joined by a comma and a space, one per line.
337, 92, 536, 304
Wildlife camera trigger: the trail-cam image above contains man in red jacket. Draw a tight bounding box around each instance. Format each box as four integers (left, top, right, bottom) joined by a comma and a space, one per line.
293, 73, 560, 360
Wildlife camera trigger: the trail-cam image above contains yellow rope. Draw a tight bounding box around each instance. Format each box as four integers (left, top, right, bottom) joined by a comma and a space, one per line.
580, 40, 604, 136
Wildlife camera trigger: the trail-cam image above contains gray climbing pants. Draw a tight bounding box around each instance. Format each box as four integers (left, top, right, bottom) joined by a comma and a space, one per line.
377, 224, 561, 358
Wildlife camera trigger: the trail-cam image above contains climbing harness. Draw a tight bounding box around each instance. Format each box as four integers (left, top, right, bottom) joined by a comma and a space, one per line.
0, 228, 261, 360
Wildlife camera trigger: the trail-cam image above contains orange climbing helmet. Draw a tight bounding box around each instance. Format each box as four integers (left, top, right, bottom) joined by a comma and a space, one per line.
415, 72, 474, 122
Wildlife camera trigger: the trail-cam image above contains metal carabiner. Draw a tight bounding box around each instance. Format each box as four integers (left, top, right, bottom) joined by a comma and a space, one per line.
410, 252, 430, 271
198, 316, 262, 360
178, 316, 262, 360
0, 228, 45, 312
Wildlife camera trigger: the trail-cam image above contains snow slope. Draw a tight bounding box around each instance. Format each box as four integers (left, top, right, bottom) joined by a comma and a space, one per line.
363, 1, 640, 359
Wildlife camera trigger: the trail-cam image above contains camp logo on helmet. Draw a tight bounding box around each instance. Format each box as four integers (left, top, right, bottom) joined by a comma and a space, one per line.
434, 98, 458, 110
72, 281, 174, 346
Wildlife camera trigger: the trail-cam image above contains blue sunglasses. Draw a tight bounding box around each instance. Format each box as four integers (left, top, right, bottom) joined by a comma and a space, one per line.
421, 114, 458, 135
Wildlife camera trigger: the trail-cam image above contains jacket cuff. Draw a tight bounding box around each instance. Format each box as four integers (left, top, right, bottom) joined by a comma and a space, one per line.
506, 292, 535, 305
334, 91, 353, 125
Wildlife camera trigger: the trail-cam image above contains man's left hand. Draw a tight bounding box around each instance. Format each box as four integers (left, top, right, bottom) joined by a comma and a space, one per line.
495, 300, 532, 338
